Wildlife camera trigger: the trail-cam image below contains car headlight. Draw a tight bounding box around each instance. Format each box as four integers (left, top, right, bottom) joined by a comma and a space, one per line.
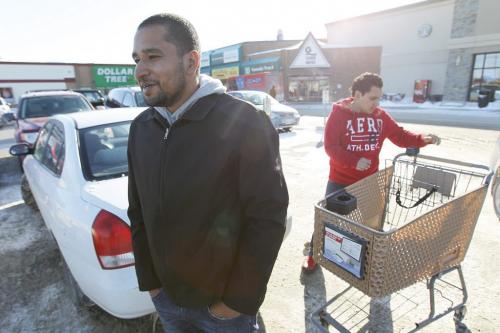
22, 132, 39, 145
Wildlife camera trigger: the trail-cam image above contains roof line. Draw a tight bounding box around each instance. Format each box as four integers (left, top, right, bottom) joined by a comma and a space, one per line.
325, 0, 449, 26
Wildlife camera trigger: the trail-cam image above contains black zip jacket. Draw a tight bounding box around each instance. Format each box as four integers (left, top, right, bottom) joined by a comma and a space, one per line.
127, 93, 289, 315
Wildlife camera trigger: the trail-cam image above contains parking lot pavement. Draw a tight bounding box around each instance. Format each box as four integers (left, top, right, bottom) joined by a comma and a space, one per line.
1, 117, 499, 332
0, 156, 155, 333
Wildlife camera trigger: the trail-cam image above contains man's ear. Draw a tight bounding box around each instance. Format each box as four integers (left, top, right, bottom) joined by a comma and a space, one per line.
184, 50, 200, 75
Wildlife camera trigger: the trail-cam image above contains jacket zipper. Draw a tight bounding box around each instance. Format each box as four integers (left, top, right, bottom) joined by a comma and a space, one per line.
163, 127, 170, 141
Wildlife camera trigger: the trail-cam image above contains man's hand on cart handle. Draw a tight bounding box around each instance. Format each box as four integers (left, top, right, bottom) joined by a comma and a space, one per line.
424, 134, 441, 145
356, 157, 371, 171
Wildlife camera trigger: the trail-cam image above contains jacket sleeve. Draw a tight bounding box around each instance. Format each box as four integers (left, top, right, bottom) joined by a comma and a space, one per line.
127, 124, 162, 291
222, 111, 289, 315
324, 107, 359, 168
384, 112, 427, 148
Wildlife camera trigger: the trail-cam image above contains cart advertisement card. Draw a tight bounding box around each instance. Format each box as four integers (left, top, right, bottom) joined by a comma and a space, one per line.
322, 224, 366, 278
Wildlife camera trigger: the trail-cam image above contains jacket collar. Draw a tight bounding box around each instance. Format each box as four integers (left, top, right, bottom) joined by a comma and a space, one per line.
177, 93, 221, 121
148, 93, 221, 126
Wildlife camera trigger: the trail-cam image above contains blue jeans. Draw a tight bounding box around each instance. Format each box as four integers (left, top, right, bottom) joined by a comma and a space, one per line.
308, 181, 346, 257
151, 289, 258, 333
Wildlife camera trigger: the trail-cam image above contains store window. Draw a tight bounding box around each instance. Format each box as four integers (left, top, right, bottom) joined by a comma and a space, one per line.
469, 52, 500, 101
288, 77, 329, 102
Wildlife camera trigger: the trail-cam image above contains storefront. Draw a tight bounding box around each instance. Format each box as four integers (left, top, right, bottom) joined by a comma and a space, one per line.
92, 64, 136, 93
209, 44, 242, 87
469, 52, 500, 101
325, 0, 500, 102
287, 76, 330, 102
0, 61, 76, 105
236, 57, 284, 100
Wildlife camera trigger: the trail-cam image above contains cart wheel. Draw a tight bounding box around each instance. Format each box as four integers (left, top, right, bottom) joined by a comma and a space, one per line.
454, 321, 471, 333
454, 305, 467, 322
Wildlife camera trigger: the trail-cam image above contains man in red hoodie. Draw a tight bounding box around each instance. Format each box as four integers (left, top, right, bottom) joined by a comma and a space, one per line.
303, 72, 440, 272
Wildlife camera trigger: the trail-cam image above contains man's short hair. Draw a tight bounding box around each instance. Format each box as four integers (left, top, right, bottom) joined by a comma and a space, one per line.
138, 13, 200, 57
350, 72, 383, 96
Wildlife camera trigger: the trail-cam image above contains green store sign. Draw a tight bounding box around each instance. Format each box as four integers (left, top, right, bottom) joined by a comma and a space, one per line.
93, 65, 136, 88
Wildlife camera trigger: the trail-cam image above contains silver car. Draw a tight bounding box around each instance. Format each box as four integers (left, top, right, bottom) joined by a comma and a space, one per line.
228, 90, 300, 132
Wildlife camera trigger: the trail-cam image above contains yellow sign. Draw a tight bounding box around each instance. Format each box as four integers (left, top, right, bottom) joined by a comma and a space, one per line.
211, 66, 239, 80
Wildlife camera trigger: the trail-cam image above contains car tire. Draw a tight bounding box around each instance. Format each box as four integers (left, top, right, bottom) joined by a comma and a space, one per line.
21, 174, 38, 211
61, 255, 95, 308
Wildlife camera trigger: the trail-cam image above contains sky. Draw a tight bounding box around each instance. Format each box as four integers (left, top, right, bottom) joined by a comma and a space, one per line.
0, 0, 423, 64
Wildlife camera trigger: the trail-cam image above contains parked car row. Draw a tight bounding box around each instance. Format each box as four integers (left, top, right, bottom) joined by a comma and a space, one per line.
5, 91, 94, 152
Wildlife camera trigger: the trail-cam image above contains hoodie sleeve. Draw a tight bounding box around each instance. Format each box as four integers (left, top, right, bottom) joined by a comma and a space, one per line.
222, 110, 288, 315
127, 122, 162, 291
383, 111, 427, 148
324, 105, 360, 168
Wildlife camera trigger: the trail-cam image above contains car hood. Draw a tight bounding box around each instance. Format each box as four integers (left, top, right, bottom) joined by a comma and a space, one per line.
18, 117, 48, 131
81, 176, 130, 224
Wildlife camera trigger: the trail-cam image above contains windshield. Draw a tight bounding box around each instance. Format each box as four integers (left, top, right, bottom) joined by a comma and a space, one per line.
21, 95, 93, 118
231, 91, 278, 106
80, 122, 131, 180
134, 91, 148, 107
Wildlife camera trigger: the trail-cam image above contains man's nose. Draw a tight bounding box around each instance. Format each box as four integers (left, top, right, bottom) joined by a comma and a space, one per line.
134, 61, 149, 81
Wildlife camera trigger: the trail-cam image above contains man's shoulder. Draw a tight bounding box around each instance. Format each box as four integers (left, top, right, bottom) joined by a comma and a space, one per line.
373, 107, 389, 117
213, 93, 263, 120
132, 107, 156, 124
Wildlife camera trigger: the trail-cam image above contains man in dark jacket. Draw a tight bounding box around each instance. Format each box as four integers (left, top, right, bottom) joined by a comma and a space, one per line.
128, 13, 289, 332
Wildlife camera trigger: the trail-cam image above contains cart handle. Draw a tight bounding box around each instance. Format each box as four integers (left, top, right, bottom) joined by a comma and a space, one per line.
394, 150, 493, 185
397, 150, 489, 171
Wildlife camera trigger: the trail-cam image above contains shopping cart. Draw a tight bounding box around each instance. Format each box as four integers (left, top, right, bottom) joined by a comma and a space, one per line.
311, 148, 493, 332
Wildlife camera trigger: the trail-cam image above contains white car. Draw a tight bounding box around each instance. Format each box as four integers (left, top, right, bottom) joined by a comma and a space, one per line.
227, 90, 301, 131
10, 107, 154, 319
9, 106, 292, 318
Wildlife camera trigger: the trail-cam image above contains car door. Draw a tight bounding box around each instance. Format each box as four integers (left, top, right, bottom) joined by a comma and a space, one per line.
25, 121, 54, 213
26, 120, 66, 232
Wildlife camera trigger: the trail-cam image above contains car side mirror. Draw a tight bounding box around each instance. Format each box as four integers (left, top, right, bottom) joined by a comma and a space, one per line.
9, 143, 32, 156
3, 113, 15, 122
96, 106, 106, 110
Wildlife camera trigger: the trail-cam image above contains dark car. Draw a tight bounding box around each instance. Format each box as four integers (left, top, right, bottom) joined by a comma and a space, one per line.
105, 87, 148, 108
73, 89, 106, 107
12, 91, 94, 149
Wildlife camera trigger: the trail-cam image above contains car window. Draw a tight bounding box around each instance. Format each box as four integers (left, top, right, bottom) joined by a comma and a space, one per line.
21, 95, 92, 118
80, 121, 131, 180
33, 122, 54, 162
79, 91, 102, 103
229, 92, 244, 99
122, 93, 134, 107
43, 123, 65, 175
134, 91, 147, 107
234, 91, 279, 106
108, 89, 126, 105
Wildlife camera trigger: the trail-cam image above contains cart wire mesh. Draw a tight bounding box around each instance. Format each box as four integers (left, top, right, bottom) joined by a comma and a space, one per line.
382, 154, 488, 232
314, 267, 467, 333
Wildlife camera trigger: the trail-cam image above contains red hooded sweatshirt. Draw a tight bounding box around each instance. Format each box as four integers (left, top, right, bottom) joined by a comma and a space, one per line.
324, 98, 427, 185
